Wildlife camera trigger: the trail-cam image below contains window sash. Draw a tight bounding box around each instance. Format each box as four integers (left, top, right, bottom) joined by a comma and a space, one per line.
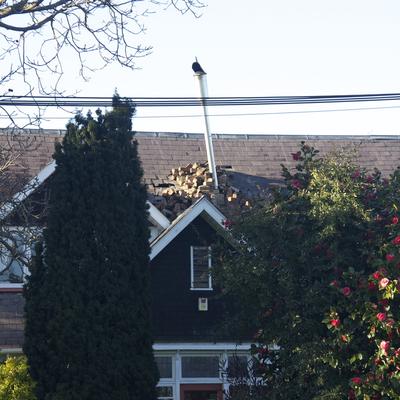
190, 246, 212, 290
181, 355, 220, 378
156, 385, 173, 400
0, 228, 37, 286
155, 356, 173, 379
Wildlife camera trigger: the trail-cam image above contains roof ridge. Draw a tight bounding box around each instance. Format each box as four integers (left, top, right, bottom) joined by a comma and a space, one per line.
1, 128, 400, 141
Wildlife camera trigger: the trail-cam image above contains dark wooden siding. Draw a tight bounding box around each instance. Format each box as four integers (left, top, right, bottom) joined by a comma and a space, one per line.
150, 216, 227, 341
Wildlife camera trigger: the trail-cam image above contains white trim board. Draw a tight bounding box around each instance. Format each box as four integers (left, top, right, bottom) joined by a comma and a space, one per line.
150, 196, 226, 261
0, 160, 171, 234
153, 342, 252, 351
0, 347, 23, 354
1, 343, 252, 354
0, 160, 56, 220
147, 202, 171, 230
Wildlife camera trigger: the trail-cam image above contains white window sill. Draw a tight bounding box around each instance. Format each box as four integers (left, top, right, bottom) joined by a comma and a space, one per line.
0, 283, 23, 291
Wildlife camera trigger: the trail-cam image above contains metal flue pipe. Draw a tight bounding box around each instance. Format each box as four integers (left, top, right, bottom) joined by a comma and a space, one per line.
192, 59, 219, 190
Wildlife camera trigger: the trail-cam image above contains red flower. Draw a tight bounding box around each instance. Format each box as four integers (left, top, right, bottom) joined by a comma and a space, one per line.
348, 389, 356, 400
380, 340, 390, 354
376, 313, 386, 322
223, 219, 234, 229
392, 216, 399, 225
393, 236, 400, 245
379, 299, 389, 307
395, 348, 400, 358
379, 278, 390, 289
291, 151, 301, 161
330, 319, 341, 328
341, 334, 349, 343
368, 281, 377, 291
351, 377, 362, 386
342, 287, 351, 296
372, 271, 381, 280
330, 280, 339, 288
291, 179, 302, 189
386, 254, 395, 262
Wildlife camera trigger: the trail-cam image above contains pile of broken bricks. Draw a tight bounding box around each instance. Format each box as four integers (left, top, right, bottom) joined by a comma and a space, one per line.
149, 162, 254, 221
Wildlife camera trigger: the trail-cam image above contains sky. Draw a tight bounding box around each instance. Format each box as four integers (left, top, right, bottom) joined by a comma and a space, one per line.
4, 0, 400, 135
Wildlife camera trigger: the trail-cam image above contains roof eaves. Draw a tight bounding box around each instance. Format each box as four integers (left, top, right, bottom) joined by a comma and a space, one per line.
149, 196, 226, 261
0, 160, 56, 220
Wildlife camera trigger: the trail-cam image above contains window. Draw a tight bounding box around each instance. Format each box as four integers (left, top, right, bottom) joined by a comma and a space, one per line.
190, 246, 212, 290
181, 356, 220, 378
156, 386, 173, 400
155, 356, 173, 379
0, 230, 33, 286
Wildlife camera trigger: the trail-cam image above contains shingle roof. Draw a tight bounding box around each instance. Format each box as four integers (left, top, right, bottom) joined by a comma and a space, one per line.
2, 130, 400, 193
1, 129, 400, 349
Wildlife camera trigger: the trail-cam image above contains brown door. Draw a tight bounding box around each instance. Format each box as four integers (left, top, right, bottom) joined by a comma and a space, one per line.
180, 384, 223, 400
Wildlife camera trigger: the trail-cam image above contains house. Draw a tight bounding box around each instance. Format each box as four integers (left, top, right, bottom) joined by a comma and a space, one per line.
1, 130, 400, 400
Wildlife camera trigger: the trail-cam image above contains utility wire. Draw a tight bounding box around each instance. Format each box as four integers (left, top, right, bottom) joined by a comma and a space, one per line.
2, 104, 400, 120
3, 93, 400, 107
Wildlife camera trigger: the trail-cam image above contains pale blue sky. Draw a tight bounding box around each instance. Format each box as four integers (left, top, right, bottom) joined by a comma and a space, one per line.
6, 0, 400, 134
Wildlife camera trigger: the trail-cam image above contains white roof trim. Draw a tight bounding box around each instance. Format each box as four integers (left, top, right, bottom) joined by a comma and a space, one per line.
153, 342, 252, 351
0, 347, 23, 354
150, 196, 226, 261
0, 160, 56, 220
0, 343, 254, 354
147, 201, 170, 230
0, 161, 171, 232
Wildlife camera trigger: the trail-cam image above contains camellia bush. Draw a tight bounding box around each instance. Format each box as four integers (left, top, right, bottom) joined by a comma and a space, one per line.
324, 171, 400, 399
216, 142, 400, 399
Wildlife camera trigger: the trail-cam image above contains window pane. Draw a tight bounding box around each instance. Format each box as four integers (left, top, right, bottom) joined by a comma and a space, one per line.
0, 236, 26, 283
192, 246, 211, 289
157, 386, 173, 399
156, 356, 172, 379
181, 356, 219, 378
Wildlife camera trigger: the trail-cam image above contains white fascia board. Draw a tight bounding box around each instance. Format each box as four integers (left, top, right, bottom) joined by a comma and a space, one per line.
0, 347, 23, 354
150, 196, 226, 261
147, 201, 171, 230
0, 344, 253, 354
153, 342, 253, 351
0, 160, 56, 220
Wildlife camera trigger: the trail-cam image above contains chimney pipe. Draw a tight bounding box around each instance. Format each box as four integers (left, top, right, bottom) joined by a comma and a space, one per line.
192, 59, 218, 190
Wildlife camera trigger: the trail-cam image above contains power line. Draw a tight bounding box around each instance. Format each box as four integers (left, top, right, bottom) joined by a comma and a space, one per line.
2, 104, 400, 120
3, 93, 400, 107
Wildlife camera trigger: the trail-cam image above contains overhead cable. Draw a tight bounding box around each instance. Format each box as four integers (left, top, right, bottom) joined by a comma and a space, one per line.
3, 93, 400, 107
2, 104, 400, 120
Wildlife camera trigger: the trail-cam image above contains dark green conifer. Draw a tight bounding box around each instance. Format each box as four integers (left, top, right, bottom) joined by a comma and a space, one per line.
24, 96, 158, 400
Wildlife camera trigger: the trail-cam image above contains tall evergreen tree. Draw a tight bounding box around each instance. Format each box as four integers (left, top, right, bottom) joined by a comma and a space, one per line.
24, 96, 159, 400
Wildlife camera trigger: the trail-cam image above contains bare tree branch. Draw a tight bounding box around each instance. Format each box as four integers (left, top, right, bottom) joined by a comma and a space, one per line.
0, 0, 204, 127
0, 132, 46, 283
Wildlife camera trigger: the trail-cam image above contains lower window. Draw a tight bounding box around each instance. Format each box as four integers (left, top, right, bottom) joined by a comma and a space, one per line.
157, 386, 173, 400
181, 356, 220, 378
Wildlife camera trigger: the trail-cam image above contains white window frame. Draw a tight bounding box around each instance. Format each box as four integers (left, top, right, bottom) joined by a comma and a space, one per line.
190, 246, 212, 291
